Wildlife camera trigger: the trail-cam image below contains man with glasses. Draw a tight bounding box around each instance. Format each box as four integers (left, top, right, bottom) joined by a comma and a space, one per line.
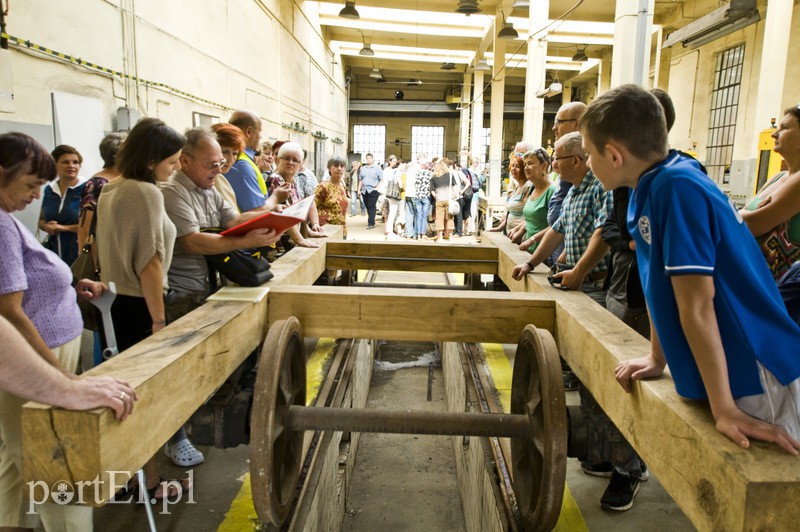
227, 110, 272, 213
161, 128, 283, 320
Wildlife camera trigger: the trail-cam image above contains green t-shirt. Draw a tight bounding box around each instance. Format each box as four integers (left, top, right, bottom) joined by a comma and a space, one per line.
523, 184, 556, 251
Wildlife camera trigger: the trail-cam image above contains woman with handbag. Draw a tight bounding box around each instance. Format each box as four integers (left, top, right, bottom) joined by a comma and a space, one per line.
383, 162, 404, 237
0, 132, 109, 530
38, 145, 86, 265
430, 159, 459, 241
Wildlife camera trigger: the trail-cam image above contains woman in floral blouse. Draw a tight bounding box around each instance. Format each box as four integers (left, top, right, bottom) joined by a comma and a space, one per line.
315, 155, 349, 237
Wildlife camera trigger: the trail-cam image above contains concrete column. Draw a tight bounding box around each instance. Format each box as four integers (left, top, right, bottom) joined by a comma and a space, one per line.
599, 56, 611, 94
488, 10, 506, 202
610, 0, 654, 87
459, 72, 472, 167
522, 0, 548, 146
470, 69, 485, 161
561, 82, 573, 106
751, 0, 793, 155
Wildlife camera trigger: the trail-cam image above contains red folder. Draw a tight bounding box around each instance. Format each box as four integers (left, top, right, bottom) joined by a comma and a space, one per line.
220, 195, 314, 237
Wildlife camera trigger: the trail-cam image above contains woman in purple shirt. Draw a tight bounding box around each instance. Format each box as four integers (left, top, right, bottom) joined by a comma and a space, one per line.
0, 132, 109, 530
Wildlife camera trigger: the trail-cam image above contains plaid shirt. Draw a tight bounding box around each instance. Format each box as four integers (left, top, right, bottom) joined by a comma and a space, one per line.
551, 170, 613, 273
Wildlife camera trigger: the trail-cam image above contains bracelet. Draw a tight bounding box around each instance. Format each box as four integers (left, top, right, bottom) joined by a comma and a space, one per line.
526, 260, 536, 270
152, 320, 166, 326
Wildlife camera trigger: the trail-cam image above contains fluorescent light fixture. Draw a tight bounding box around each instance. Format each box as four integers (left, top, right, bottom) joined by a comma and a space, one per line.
662, 1, 759, 49
339, 1, 360, 20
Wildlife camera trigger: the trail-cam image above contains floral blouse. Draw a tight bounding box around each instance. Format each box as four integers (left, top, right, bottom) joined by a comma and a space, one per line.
314, 180, 348, 228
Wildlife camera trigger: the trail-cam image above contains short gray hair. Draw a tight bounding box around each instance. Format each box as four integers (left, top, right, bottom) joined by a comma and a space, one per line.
327, 155, 347, 169
278, 141, 303, 161
183, 127, 216, 154
555, 132, 585, 158
514, 140, 535, 153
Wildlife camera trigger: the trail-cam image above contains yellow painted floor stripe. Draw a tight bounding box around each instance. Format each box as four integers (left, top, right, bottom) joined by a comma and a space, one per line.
218, 338, 338, 531
482, 343, 589, 532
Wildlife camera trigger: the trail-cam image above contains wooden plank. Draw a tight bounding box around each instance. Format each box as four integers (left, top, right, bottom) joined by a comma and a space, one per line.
483, 231, 800, 531
21, 233, 337, 505
325, 240, 498, 274
268, 285, 555, 343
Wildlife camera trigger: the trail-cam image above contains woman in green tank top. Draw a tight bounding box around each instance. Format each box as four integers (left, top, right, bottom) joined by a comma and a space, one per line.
741, 107, 800, 281
512, 148, 556, 253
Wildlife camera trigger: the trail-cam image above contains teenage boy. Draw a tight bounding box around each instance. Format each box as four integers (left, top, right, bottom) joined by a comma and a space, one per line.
581, 84, 800, 454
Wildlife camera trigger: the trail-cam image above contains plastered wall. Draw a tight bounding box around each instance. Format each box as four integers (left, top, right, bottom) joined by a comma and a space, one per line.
0, 0, 348, 169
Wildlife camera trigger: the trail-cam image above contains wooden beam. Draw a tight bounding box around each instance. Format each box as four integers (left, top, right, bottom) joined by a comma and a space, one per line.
21, 228, 340, 505
268, 285, 555, 343
482, 231, 800, 531
325, 240, 498, 274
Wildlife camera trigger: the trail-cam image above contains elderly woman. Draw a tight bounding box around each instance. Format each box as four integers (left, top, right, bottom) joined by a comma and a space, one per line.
0, 132, 114, 530
77, 133, 126, 253
268, 141, 327, 248
514, 148, 556, 253
487, 155, 531, 238
96, 118, 190, 501
39, 144, 86, 265
315, 155, 349, 236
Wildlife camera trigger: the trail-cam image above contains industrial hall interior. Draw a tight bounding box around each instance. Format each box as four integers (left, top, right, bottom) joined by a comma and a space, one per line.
2, 0, 800, 531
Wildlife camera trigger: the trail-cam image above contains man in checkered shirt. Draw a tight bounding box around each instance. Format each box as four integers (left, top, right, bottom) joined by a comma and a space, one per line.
512, 131, 612, 304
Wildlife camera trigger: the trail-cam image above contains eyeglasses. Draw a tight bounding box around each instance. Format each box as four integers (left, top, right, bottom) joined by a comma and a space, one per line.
186, 153, 226, 170
553, 154, 582, 163
554, 118, 578, 126
513, 152, 525, 158
280, 156, 302, 165
533, 147, 550, 164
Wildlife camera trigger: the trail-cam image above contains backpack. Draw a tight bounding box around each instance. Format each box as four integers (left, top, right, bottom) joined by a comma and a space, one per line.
469, 169, 481, 192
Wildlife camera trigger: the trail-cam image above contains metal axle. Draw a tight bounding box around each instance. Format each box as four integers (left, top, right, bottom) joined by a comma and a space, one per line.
286, 406, 530, 439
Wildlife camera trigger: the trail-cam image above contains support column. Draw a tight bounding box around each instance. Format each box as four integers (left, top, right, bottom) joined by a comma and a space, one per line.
459, 72, 472, 168
751, 0, 793, 155
561, 82, 573, 106
522, 0, 548, 146
470, 69, 485, 161
488, 11, 506, 204
598, 56, 611, 94
610, 0, 654, 87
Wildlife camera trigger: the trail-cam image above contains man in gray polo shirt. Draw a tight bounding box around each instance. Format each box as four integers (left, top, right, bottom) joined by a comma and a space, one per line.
162, 128, 283, 320
357, 152, 383, 229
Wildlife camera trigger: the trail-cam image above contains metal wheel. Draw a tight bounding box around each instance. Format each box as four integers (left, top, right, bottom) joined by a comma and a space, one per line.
511, 325, 568, 531
250, 317, 307, 526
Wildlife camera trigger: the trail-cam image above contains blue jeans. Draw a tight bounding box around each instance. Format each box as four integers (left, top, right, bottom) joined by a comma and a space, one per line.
414, 197, 430, 238
405, 198, 417, 237
350, 193, 365, 215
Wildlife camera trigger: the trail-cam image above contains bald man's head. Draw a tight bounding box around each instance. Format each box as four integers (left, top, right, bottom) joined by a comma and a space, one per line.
229, 110, 262, 150
552, 102, 587, 140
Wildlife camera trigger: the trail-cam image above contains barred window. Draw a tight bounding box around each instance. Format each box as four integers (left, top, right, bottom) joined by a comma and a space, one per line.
353, 124, 385, 162
705, 44, 745, 184
411, 126, 444, 161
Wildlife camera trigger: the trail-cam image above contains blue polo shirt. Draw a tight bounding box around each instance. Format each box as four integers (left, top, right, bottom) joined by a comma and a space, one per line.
628, 151, 800, 400
226, 147, 265, 212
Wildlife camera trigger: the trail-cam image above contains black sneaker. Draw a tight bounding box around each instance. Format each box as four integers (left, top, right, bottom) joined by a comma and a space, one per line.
563, 370, 580, 391
600, 471, 640, 511
581, 461, 613, 478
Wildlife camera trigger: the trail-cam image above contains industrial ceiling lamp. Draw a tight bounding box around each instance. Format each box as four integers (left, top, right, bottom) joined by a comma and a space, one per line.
572, 45, 588, 62
359, 31, 374, 56
456, 1, 481, 16
339, 1, 360, 19
549, 72, 562, 93
441, 61, 456, 71
475, 58, 492, 71
369, 67, 383, 79
497, 7, 518, 40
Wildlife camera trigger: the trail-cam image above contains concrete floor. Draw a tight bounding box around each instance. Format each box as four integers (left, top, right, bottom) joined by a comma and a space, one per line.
85, 211, 696, 531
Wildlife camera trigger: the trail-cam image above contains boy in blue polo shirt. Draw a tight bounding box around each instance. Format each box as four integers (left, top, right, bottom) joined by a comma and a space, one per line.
579, 84, 800, 454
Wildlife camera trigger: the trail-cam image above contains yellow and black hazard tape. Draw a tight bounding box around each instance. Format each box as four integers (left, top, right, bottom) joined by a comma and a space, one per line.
0, 32, 233, 112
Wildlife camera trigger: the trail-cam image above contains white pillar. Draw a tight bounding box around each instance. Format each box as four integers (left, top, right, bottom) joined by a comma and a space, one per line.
561, 82, 573, 106
488, 12, 506, 203
610, 0, 654, 87
459, 73, 472, 167
752, 0, 793, 155
522, 0, 548, 146
470, 69, 485, 161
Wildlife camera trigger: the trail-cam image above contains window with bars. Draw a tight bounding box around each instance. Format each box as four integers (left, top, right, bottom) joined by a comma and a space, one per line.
411, 126, 445, 162
352, 124, 386, 162
705, 44, 745, 184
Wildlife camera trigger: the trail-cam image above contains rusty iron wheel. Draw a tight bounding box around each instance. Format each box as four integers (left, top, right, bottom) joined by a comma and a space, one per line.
250, 317, 307, 526
511, 325, 568, 531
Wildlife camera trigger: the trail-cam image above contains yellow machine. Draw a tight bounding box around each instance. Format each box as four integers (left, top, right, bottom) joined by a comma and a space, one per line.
753, 119, 784, 195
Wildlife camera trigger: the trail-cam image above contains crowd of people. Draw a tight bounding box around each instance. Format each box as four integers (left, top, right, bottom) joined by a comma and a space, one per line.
1, 83, 800, 528
344, 151, 485, 241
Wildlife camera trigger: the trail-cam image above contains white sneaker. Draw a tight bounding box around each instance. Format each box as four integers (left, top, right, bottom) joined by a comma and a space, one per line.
164, 439, 205, 467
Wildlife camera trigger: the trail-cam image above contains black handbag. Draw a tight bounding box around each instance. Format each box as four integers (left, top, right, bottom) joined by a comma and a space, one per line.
201, 228, 273, 290
71, 200, 101, 331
